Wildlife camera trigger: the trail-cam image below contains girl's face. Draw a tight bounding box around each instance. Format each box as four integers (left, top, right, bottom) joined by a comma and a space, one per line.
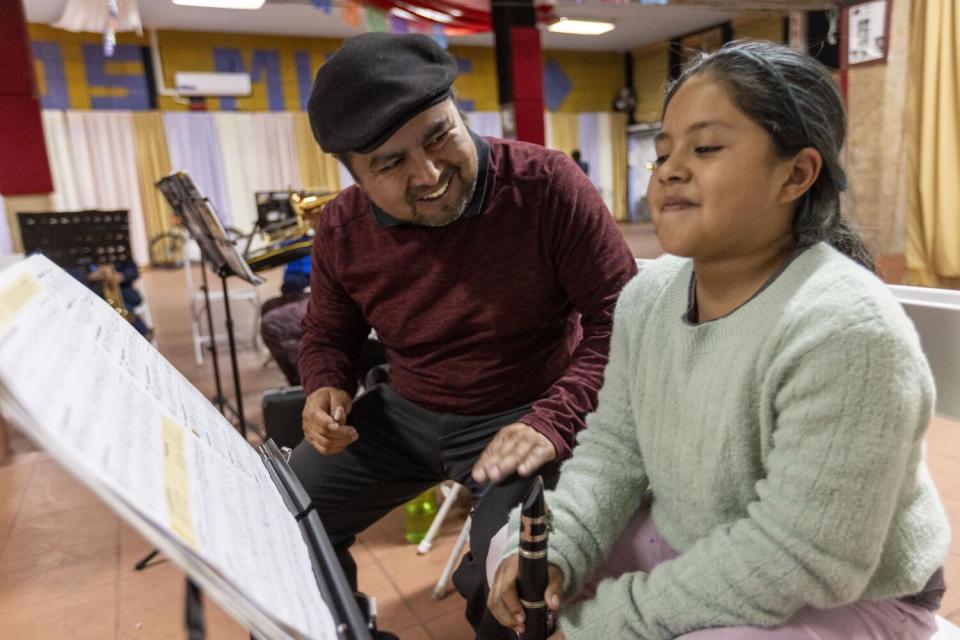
647, 75, 797, 261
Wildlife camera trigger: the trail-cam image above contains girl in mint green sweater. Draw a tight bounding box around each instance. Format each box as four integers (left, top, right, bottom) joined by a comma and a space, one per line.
489, 41, 950, 639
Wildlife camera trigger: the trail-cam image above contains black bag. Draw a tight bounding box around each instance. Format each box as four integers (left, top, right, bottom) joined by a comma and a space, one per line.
261, 386, 306, 450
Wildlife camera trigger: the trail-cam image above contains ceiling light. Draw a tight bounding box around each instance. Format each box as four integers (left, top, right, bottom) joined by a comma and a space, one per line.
172, 0, 265, 9
397, 3, 454, 24
547, 18, 615, 35
389, 7, 418, 20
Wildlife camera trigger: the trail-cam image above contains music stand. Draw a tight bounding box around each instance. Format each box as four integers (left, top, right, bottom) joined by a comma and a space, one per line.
18, 209, 132, 270
157, 172, 262, 440
154, 173, 267, 637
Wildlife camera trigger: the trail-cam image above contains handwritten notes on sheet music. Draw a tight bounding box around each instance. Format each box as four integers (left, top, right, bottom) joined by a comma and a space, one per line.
0, 256, 336, 640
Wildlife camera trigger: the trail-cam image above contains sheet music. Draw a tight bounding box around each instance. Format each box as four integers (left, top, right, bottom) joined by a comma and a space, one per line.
0, 255, 336, 640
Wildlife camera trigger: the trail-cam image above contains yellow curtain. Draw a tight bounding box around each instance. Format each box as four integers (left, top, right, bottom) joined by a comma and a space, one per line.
131, 112, 174, 263
293, 113, 341, 193
906, 0, 960, 288
609, 112, 628, 222
547, 112, 579, 156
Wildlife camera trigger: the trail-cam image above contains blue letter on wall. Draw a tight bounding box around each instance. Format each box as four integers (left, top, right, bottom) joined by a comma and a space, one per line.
295, 52, 312, 111
32, 42, 70, 110
214, 48, 284, 111
82, 44, 150, 110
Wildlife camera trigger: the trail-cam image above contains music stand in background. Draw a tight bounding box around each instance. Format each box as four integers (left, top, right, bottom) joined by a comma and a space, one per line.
18, 209, 132, 270
157, 172, 262, 441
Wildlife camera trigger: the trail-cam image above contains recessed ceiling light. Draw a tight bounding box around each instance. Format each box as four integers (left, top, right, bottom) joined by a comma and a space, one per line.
547, 18, 615, 36
172, 0, 265, 9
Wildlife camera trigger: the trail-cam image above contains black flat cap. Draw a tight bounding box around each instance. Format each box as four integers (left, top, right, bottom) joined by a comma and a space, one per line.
308, 33, 459, 154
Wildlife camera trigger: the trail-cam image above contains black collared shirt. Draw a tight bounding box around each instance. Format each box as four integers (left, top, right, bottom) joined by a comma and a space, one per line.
370, 131, 490, 227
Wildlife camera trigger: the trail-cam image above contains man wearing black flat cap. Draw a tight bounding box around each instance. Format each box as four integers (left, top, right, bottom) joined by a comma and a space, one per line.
290, 32, 636, 638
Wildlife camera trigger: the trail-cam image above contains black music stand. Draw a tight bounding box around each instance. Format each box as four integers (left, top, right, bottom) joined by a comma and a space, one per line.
17, 210, 146, 333
152, 173, 266, 637
17, 209, 132, 270
156, 172, 263, 440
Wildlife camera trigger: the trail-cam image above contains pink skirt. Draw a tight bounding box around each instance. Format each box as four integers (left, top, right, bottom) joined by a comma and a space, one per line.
488, 503, 939, 639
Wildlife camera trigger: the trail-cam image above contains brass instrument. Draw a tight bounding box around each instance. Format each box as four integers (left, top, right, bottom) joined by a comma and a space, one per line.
245, 190, 338, 273
97, 264, 133, 323
287, 191, 338, 238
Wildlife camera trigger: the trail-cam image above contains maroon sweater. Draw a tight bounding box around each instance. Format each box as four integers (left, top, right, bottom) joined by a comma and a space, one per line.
298, 136, 636, 459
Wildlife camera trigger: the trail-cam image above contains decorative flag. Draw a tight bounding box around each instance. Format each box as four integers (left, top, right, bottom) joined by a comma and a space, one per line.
430, 24, 448, 49
341, 2, 362, 27
104, 0, 119, 57
311, 0, 332, 15
389, 14, 410, 33
365, 6, 387, 32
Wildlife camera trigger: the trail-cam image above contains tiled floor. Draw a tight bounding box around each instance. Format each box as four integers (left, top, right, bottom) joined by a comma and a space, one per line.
1, 222, 959, 639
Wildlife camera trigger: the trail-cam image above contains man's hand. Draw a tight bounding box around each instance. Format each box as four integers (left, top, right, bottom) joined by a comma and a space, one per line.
472, 422, 557, 484
488, 553, 565, 636
302, 387, 357, 455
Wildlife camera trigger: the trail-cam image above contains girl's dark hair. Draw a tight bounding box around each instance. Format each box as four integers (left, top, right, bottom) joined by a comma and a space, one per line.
663, 40, 874, 271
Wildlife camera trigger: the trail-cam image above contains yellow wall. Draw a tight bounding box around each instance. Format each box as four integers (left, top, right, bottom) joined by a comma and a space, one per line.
731, 12, 785, 43
153, 31, 343, 111
448, 45, 499, 111
29, 24, 625, 113
30, 24, 148, 110
632, 41, 670, 124
630, 12, 785, 124
542, 49, 623, 113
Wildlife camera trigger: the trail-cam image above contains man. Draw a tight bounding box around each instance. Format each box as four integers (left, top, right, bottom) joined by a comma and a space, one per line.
291, 32, 637, 638
571, 149, 590, 176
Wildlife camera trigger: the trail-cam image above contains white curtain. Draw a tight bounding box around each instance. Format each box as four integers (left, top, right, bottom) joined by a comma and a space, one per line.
595, 113, 615, 214
213, 113, 259, 233
212, 112, 303, 233
162, 112, 233, 227
338, 163, 355, 190
253, 113, 301, 190
543, 111, 554, 150
41, 110, 149, 265
42, 111, 82, 212
0, 196, 11, 255
466, 112, 504, 139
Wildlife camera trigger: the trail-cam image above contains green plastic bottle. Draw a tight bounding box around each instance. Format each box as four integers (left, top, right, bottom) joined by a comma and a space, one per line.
404, 487, 438, 544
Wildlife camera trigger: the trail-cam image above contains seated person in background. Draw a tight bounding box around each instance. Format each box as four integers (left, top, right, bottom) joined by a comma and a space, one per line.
261, 254, 313, 385
291, 33, 637, 638
489, 40, 950, 640
69, 258, 153, 338
570, 149, 589, 176
261, 253, 386, 388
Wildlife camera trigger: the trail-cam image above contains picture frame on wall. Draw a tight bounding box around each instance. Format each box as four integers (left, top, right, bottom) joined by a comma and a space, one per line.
845, 0, 890, 66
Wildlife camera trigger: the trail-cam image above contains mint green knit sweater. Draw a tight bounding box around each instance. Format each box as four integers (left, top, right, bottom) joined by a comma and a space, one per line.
503, 243, 950, 639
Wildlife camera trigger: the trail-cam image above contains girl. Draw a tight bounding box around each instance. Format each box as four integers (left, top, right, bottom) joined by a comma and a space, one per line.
488, 40, 950, 640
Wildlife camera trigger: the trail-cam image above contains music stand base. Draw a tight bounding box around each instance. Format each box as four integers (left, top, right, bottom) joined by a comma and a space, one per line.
135, 548, 162, 571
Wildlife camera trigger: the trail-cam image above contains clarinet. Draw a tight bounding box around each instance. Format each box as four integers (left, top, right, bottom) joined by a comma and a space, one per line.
518, 476, 554, 640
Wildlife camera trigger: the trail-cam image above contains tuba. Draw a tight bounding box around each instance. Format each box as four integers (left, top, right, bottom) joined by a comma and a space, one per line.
245, 190, 339, 273
288, 191, 338, 236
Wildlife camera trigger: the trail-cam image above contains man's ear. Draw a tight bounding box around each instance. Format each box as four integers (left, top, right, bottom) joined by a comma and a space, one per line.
779, 147, 822, 206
